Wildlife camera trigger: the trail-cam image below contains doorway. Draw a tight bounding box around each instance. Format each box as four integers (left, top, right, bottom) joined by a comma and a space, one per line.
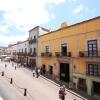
60, 63, 70, 82
49, 65, 53, 75
42, 64, 46, 74
93, 81, 100, 95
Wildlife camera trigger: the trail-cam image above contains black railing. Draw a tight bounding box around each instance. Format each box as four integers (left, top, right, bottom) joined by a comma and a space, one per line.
32, 38, 37, 43
41, 52, 52, 57
32, 52, 37, 57
29, 38, 37, 44
79, 51, 100, 57
55, 52, 71, 57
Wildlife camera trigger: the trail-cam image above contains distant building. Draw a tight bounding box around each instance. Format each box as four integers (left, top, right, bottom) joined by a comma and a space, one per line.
28, 26, 49, 70
0, 46, 7, 55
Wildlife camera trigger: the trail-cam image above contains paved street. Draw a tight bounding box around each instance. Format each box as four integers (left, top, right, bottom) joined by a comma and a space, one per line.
0, 61, 87, 100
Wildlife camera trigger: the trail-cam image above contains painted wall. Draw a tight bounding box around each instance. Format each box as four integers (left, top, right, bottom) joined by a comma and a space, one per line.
38, 17, 100, 79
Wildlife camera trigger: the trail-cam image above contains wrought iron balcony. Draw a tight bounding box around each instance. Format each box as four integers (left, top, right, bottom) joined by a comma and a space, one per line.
55, 52, 71, 57
28, 52, 37, 57
79, 51, 100, 57
13, 52, 17, 55
32, 52, 37, 57
41, 52, 52, 57
29, 38, 37, 44
32, 38, 37, 43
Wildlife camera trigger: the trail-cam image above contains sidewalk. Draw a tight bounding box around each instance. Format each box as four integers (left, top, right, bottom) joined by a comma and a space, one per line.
0, 61, 97, 100
23, 65, 99, 100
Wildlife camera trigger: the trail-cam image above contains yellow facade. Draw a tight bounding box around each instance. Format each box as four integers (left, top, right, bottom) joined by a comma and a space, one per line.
38, 17, 100, 95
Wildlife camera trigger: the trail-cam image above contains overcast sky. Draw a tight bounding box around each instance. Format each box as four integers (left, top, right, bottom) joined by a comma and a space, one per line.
0, 0, 100, 46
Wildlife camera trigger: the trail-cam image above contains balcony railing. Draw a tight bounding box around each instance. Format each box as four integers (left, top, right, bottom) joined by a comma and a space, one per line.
28, 52, 37, 57
17, 52, 28, 56
13, 52, 17, 55
32, 38, 37, 43
41, 52, 52, 57
55, 52, 71, 57
29, 38, 37, 44
79, 51, 100, 57
32, 52, 37, 57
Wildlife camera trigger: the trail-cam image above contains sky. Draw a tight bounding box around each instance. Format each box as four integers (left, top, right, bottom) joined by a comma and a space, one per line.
0, 0, 100, 46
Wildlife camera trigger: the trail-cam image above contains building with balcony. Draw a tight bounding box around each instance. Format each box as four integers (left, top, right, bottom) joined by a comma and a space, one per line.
16, 40, 29, 65
28, 26, 49, 70
38, 16, 100, 96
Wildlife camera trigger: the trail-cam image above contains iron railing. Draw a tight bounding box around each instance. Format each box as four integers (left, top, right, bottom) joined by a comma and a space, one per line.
41, 52, 52, 57
55, 52, 71, 57
79, 51, 100, 57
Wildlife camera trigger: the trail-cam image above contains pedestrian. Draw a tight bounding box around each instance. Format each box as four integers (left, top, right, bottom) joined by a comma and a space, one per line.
32, 69, 35, 77
15, 66, 16, 70
59, 87, 63, 99
38, 68, 41, 76
59, 86, 66, 100
35, 68, 39, 78
62, 85, 66, 92
12, 63, 14, 67
5, 64, 7, 68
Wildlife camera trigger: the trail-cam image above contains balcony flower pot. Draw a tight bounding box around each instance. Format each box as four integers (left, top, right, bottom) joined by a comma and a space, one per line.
79, 51, 84, 57
68, 52, 71, 57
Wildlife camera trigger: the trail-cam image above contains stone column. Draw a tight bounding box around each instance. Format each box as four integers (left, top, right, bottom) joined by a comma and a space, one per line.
86, 78, 93, 95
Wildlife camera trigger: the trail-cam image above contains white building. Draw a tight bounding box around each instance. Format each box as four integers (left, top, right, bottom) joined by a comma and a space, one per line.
28, 26, 49, 69
17, 40, 29, 64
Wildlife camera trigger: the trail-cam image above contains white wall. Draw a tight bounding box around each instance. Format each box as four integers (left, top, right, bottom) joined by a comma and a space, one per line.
17, 41, 29, 53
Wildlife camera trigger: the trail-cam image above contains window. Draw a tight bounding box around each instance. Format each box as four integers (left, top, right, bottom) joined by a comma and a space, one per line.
22, 49, 23, 53
87, 64, 99, 76
61, 43, 67, 56
34, 36, 36, 39
88, 40, 97, 56
25, 48, 27, 53
45, 46, 49, 53
30, 48, 32, 53
33, 48, 36, 53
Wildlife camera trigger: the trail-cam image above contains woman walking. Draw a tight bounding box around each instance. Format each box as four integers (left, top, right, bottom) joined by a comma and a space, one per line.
59, 86, 66, 100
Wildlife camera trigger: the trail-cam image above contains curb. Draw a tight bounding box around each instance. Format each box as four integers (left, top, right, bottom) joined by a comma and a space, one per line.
40, 75, 87, 100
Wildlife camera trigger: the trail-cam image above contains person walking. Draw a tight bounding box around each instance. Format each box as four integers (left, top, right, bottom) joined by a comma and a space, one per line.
5, 64, 7, 68
12, 63, 14, 67
32, 69, 35, 77
59, 86, 66, 100
15, 66, 16, 70
35, 68, 39, 78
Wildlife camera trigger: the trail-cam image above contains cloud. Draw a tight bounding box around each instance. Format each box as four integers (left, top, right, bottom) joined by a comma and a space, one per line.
73, 5, 84, 13
0, 0, 67, 32
0, 0, 78, 46
0, 0, 67, 46
0, 33, 28, 46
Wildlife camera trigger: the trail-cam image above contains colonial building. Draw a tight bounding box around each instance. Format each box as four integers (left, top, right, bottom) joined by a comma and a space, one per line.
38, 16, 100, 96
7, 44, 17, 61
17, 40, 29, 65
0, 46, 7, 55
28, 26, 49, 70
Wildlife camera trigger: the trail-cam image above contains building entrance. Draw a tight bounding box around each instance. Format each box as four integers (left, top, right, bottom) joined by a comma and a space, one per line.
60, 63, 70, 82
93, 81, 100, 95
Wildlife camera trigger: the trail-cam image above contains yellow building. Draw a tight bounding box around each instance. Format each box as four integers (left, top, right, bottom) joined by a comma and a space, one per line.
38, 16, 100, 96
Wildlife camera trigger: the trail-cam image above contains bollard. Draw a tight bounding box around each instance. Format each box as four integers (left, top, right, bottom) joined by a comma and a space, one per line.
10, 78, 13, 84
15, 66, 16, 70
2, 72, 4, 76
24, 88, 27, 96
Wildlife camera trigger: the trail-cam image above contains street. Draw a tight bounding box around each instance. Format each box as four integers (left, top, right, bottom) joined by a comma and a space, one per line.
0, 61, 87, 100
